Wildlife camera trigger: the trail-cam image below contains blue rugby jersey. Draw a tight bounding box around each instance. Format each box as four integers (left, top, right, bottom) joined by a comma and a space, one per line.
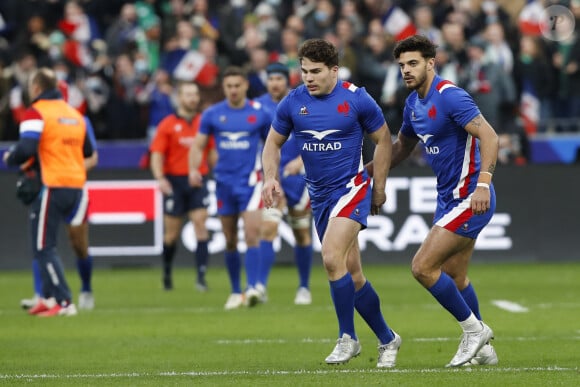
272, 81, 385, 201
400, 75, 482, 205
199, 99, 272, 185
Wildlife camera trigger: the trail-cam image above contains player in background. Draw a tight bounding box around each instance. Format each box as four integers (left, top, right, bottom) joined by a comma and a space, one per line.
367, 35, 499, 367
150, 80, 216, 291
254, 62, 313, 305
4, 68, 94, 317
20, 80, 98, 311
189, 66, 271, 310
262, 39, 402, 368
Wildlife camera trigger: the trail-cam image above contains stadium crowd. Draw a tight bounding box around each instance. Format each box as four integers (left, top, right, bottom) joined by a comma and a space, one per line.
1, 0, 579, 165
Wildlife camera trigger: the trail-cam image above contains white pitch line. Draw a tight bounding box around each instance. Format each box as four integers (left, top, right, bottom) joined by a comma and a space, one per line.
216, 335, 580, 345
491, 299, 529, 313
0, 367, 576, 380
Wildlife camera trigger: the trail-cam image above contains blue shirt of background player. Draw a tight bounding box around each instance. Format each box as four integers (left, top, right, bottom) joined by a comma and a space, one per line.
198, 99, 271, 185
254, 92, 300, 170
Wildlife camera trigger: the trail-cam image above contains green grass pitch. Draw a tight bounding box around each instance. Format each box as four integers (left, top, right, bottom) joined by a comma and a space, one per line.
1, 261, 579, 386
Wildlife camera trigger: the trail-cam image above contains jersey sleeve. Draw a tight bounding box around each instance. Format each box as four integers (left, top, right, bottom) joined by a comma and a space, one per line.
400, 104, 418, 140
19, 108, 44, 140
199, 108, 213, 136
271, 93, 293, 137
444, 87, 481, 128
356, 88, 386, 134
149, 118, 170, 154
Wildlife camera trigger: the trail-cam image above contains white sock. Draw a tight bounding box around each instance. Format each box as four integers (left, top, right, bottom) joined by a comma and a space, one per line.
459, 313, 482, 333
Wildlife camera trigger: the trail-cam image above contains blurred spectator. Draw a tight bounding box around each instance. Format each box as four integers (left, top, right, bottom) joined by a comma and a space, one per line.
339, 0, 364, 38
413, 4, 443, 46
190, 0, 220, 42
8, 51, 37, 126
483, 22, 514, 74
441, 22, 468, 70
472, 0, 518, 49
0, 57, 12, 140
53, 60, 87, 115
83, 70, 110, 139
12, 14, 52, 67
458, 36, 516, 133
513, 35, 556, 134
331, 17, 359, 82
356, 20, 392, 106
217, 0, 255, 66
105, 3, 140, 58
278, 27, 302, 88
303, 0, 336, 40
247, 47, 269, 98
106, 53, 148, 139
146, 68, 175, 139
58, 0, 102, 70
548, 27, 580, 132
254, 2, 281, 52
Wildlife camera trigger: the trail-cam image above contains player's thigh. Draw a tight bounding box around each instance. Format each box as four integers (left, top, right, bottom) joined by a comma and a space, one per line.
413, 225, 474, 271
321, 217, 360, 263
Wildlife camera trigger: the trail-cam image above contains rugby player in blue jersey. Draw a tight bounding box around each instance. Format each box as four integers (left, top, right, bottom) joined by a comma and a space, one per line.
189, 66, 272, 310
369, 35, 499, 367
255, 62, 313, 306
262, 39, 401, 368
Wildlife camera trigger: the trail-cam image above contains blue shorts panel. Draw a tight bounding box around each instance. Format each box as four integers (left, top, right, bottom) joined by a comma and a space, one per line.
215, 180, 262, 216
281, 173, 308, 209
434, 184, 496, 239
310, 179, 371, 241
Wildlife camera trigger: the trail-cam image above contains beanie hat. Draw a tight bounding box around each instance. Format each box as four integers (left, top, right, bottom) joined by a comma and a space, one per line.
266, 62, 289, 81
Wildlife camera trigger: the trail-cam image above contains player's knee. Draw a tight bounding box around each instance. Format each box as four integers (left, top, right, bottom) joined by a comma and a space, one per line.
263, 207, 283, 223
411, 259, 429, 282
289, 213, 311, 230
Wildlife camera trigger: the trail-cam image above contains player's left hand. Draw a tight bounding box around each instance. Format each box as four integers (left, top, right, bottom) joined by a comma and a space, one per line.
471, 186, 491, 215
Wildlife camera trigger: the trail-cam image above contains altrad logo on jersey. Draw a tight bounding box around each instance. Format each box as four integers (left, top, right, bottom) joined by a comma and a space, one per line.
219, 131, 250, 149
301, 129, 342, 151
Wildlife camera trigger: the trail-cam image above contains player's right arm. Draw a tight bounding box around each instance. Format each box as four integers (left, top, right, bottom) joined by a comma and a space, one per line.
150, 152, 172, 195
261, 126, 287, 208
390, 131, 419, 169
189, 132, 209, 187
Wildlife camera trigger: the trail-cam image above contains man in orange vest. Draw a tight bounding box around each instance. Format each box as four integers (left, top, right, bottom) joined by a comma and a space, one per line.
4, 68, 95, 317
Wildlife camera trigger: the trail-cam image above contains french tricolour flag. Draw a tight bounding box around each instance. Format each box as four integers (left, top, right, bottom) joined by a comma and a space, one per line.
518, 0, 545, 36
520, 81, 540, 135
382, 6, 417, 41
162, 49, 208, 82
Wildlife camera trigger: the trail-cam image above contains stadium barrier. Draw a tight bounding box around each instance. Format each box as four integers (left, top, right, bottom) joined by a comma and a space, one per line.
0, 165, 578, 270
